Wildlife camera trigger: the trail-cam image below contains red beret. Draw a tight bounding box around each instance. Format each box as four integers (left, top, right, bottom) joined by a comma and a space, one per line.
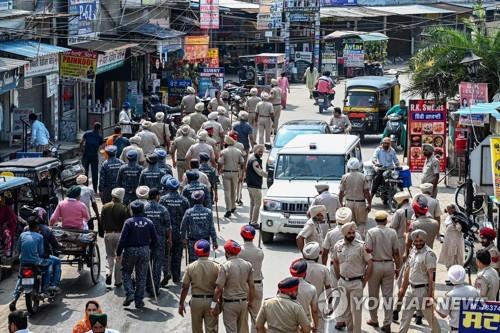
480, 227, 497, 240
224, 239, 241, 256
289, 258, 307, 278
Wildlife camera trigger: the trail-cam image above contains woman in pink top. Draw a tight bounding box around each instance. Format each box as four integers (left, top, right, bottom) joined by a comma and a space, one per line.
278, 72, 290, 109
49, 186, 89, 230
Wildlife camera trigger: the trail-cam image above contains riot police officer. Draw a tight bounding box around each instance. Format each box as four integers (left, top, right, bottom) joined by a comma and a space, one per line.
180, 190, 218, 263
182, 171, 210, 208
98, 145, 125, 204
199, 152, 218, 204
154, 148, 173, 177
116, 150, 144, 205
139, 153, 166, 189
159, 177, 190, 285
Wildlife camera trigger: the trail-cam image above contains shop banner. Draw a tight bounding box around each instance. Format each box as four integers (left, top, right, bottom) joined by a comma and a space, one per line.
200, 0, 219, 30
184, 35, 209, 62
321, 44, 337, 77
343, 43, 364, 68
167, 79, 192, 97
68, 0, 100, 45
321, 0, 357, 5
12, 108, 33, 135
96, 49, 126, 74
0, 68, 20, 94
490, 137, 500, 201
284, 0, 320, 12
459, 82, 489, 108
199, 67, 224, 98
408, 99, 447, 172
458, 300, 500, 332
0, 0, 12, 10
459, 114, 487, 127
207, 48, 219, 67
24, 54, 59, 78
257, 0, 282, 30
60, 50, 97, 81
46, 73, 59, 98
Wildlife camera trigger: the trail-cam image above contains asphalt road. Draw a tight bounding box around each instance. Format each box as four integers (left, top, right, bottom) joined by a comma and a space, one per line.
0, 73, 458, 332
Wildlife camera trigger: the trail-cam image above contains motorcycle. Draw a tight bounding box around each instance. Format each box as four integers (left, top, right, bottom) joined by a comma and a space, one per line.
330, 125, 349, 134
384, 114, 403, 149
17, 264, 57, 314
313, 90, 335, 114
372, 165, 403, 212
50, 145, 85, 189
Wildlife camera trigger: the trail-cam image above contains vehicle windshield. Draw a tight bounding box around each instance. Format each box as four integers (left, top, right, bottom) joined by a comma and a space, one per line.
275, 154, 345, 180
274, 129, 322, 148
346, 91, 377, 107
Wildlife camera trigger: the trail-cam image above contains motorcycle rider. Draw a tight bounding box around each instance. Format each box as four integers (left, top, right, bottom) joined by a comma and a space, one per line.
99, 145, 125, 205
314, 71, 334, 106
117, 150, 144, 205
383, 100, 407, 151
371, 137, 400, 203
328, 107, 352, 133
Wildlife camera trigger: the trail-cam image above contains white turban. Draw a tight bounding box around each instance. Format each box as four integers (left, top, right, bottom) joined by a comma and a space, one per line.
224, 135, 236, 145
76, 174, 88, 185
250, 87, 258, 96
335, 207, 352, 225
155, 112, 164, 121
410, 229, 427, 241
419, 183, 433, 194
129, 136, 141, 144
195, 102, 205, 112
341, 221, 357, 236
182, 116, 191, 125
448, 265, 466, 285
347, 157, 362, 170
308, 205, 326, 218
208, 112, 218, 120
394, 191, 410, 204
315, 184, 329, 192
186, 86, 196, 94
261, 92, 270, 100
136, 186, 150, 199
217, 106, 227, 115
198, 130, 209, 141
303, 242, 321, 260
238, 111, 249, 120
111, 188, 125, 202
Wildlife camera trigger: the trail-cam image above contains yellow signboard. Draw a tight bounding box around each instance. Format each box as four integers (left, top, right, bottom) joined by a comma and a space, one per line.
60, 50, 97, 81
490, 136, 500, 201
207, 48, 219, 67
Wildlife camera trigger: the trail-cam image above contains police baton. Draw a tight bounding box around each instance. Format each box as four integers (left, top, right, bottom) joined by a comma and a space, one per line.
258, 222, 262, 249
184, 240, 188, 266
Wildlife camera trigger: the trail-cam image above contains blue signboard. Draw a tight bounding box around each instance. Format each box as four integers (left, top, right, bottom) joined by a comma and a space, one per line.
0, 0, 12, 10
322, 0, 357, 5
459, 300, 500, 332
0, 69, 19, 94
198, 67, 224, 98
68, 0, 99, 45
168, 79, 192, 97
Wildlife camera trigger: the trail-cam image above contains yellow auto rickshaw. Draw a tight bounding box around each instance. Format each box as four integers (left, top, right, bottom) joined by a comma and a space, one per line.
343, 76, 400, 139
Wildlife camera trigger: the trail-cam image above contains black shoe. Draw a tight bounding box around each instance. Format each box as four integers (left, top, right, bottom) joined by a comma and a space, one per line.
123, 297, 134, 306
135, 300, 145, 309
172, 276, 180, 283
224, 211, 231, 218
114, 283, 123, 288
9, 301, 16, 312
392, 310, 399, 322
160, 276, 170, 287
231, 208, 236, 213
236, 200, 243, 206
105, 275, 112, 285
415, 316, 423, 325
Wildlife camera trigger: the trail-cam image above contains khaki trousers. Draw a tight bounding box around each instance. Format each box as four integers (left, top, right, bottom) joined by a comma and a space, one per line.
104, 233, 122, 284
176, 160, 188, 181
368, 261, 395, 327
272, 105, 281, 133
223, 300, 249, 333
258, 118, 272, 144
248, 113, 257, 142
248, 187, 262, 224
249, 282, 263, 333
398, 286, 441, 333
346, 201, 368, 237
329, 265, 345, 323
223, 173, 239, 212
338, 279, 364, 333
190, 298, 218, 333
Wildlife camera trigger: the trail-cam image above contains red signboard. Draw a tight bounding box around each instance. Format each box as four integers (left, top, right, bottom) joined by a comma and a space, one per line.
459, 82, 488, 107
408, 99, 447, 172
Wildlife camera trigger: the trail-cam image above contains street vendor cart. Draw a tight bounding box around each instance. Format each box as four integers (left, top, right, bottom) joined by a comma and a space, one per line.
254, 53, 286, 86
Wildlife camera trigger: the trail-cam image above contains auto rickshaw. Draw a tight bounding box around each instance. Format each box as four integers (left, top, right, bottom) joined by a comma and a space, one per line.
343, 76, 400, 139
0, 175, 32, 281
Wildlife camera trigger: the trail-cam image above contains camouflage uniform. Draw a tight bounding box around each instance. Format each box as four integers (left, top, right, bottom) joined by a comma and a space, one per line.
159, 191, 190, 281
180, 204, 217, 263
139, 164, 166, 190
182, 181, 211, 208
117, 162, 144, 204
98, 156, 125, 204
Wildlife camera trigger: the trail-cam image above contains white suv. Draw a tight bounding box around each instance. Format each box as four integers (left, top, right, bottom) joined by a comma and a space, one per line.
260, 134, 362, 243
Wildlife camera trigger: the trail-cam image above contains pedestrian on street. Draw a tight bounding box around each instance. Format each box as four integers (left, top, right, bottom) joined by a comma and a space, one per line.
190, 103, 208, 132
159, 177, 190, 284
474, 249, 500, 301
289, 258, 319, 332
278, 72, 290, 109
270, 79, 282, 134
255, 277, 311, 333
81, 122, 104, 192
98, 145, 125, 204
296, 205, 326, 252
420, 183, 443, 230
199, 152, 219, 204
365, 211, 401, 333
8, 311, 32, 333
339, 157, 371, 238
302, 242, 332, 333
88, 313, 120, 333
137, 121, 160, 155
118, 102, 132, 137
72, 300, 103, 333
139, 153, 166, 189
109, 127, 130, 159
171, 125, 196, 181
390, 192, 413, 258
49, 186, 89, 230
181, 190, 218, 263
239, 225, 265, 333
438, 204, 465, 270
303, 63, 319, 99
255, 92, 274, 144
245, 88, 261, 143
182, 170, 210, 208
311, 183, 341, 236
217, 106, 232, 133
117, 200, 158, 308
154, 148, 173, 178
421, 144, 440, 198
179, 240, 221, 333
144, 188, 171, 296
116, 150, 144, 205
329, 107, 352, 133
409, 194, 439, 249
100, 188, 129, 287
76, 174, 100, 220
29, 112, 50, 152
246, 144, 267, 228
181, 86, 199, 115
397, 229, 441, 333
436, 265, 481, 332
120, 135, 145, 165
186, 130, 216, 167
150, 112, 170, 151
371, 137, 400, 203
332, 222, 373, 333
479, 227, 500, 272
219, 135, 244, 218
213, 239, 255, 333
233, 111, 255, 153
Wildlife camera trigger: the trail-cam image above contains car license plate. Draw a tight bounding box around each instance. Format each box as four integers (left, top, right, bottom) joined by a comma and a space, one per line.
317, 99, 324, 103
287, 219, 305, 226
22, 278, 34, 285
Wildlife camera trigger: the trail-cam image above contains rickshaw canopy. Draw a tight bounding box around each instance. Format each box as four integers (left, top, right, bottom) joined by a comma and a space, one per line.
346, 76, 399, 91
0, 176, 32, 192
0, 157, 60, 173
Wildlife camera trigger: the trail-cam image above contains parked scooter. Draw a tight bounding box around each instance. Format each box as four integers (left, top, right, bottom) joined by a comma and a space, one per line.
384, 114, 403, 149
49, 144, 85, 189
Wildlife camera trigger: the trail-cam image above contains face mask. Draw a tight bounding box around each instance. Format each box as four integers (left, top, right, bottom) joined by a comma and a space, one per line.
345, 236, 355, 242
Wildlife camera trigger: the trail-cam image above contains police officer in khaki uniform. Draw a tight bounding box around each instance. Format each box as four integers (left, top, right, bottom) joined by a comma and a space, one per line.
256, 92, 274, 144
397, 229, 441, 333
150, 112, 171, 151
246, 144, 267, 228
302, 242, 332, 333
202, 112, 225, 148
185, 130, 216, 167
290, 259, 319, 331
332, 222, 373, 333
409, 194, 440, 249
170, 125, 196, 181
179, 240, 220, 333
339, 157, 371, 238
390, 192, 414, 257
421, 144, 440, 198
474, 249, 500, 301
420, 183, 443, 229
479, 227, 500, 273
239, 226, 264, 333
297, 205, 326, 252
190, 103, 208, 133
270, 79, 282, 134
245, 88, 261, 142
218, 135, 244, 218
213, 240, 255, 333
365, 211, 401, 333
176, 116, 197, 139
217, 106, 232, 133
255, 277, 311, 333
311, 183, 341, 235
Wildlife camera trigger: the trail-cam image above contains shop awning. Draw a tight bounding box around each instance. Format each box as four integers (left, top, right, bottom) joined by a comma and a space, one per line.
320, 6, 391, 19
0, 57, 28, 72
324, 31, 388, 42
365, 5, 454, 16
0, 9, 32, 19
453, 102, 500, 120
0, 40, 69, 59
191, 0, 259, 10
72, 40, 137, 53
427, 3, 473, 14
130, 23, 185, 40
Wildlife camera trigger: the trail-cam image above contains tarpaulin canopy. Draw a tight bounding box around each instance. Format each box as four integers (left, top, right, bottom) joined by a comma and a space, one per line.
453, 102, 500, 120
0, 40, 69, 58
324, 31, 388, 42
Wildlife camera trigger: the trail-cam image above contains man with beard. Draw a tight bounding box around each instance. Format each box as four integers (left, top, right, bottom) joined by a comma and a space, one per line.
409, 194, 440, 249
421, 144, 440, 198
311, 183, 341, 237
479, 227, 500, 273
296, 205, 326, 252
289, 259, 319, 332
246, 144, 267, 228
